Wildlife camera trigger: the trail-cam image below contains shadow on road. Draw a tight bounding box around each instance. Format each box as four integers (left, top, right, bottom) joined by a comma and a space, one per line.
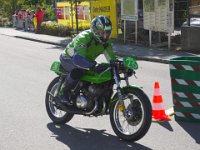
47, 122, 152, 150
46, 45, 64, 50
60, 39, 71, 47
155, 121, 173, 131
177, 122, 200, 144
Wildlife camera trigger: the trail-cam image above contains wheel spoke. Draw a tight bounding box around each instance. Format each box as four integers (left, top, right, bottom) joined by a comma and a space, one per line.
125, 121, 130, 132
48, 91, 55, 98
48, 83, 66, 118
58, 110, 61, 117
121, 118, 127, 127
113, 93, 145, 135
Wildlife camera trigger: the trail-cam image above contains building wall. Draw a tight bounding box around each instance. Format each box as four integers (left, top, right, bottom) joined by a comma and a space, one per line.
56, 0, 118, 38
191, 0, 200, 6
56, 1, 90, 29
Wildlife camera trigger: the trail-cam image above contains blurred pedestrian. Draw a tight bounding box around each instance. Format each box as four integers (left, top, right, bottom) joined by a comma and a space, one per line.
17, 9, 24, 29
23, 9, 28, 31
35, 6, 44, 33
12, 10, 18, 27
28, 10, 35, 32
17, 9, 22, 20
42, 8, 49, 22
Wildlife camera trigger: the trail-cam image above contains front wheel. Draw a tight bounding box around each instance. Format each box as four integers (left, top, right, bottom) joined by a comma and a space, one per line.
45, 77, 74, 125
110, 87, 152, 142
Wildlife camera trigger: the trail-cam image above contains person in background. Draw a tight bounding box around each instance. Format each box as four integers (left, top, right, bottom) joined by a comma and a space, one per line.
21, 9, 26, 29
42, 8, 49, 22
17, 9, 22, 21
23, 9, 28, 31
12, 10, 18, 27
17, 9, 23, 29
28, 10, 35, 32
35, 6, 44, 33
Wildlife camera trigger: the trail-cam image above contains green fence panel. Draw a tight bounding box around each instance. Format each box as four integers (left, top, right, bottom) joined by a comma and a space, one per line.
169, 56, 200, 122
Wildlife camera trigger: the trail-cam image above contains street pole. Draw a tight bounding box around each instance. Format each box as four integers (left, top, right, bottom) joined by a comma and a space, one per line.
187, 0, 190, 26
124, 20, 126, 44
75, 0, 79, 34
70, 0, 74, 31
53, 0, 57, 21
149, 30, 152, 47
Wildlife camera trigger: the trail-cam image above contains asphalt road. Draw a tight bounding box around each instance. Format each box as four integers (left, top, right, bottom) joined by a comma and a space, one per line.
0, 35, 199, 150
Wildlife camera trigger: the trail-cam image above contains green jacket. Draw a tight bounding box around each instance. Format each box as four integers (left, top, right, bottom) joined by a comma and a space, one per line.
63, 29, 116, 62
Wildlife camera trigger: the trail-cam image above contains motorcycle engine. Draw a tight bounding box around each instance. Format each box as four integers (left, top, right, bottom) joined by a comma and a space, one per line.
88, 84, 104, 96
75, 84, 105, 110
76, 95, 89, 109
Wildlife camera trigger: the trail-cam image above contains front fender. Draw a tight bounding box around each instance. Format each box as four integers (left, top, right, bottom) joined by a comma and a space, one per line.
122, 85, 143, 91
110, 85, 143, 105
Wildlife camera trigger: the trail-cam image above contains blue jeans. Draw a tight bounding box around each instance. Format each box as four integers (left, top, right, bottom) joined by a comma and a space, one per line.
59, 53, 87, 88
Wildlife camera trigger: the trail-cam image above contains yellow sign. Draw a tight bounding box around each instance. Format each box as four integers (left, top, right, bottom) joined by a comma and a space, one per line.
90, 0, 118, 38
56, 0, 117, 38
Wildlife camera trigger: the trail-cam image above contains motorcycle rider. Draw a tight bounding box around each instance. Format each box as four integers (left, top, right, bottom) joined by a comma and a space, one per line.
59, 15, 117, 103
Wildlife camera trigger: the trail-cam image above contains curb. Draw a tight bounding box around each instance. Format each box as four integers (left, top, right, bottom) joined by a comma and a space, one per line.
136, 56, 169, 64
15, 36, 67, 47
115, 51, 169, 64
4, 34, 168, 64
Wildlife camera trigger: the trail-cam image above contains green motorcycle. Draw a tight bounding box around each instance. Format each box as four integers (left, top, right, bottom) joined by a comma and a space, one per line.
45, 57, 152, 142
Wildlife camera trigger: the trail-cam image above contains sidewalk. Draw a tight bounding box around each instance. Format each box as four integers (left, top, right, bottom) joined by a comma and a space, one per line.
0, 27, 198, 63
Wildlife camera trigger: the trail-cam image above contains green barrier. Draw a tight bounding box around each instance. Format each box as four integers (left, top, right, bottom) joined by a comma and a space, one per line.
169, 56, 200, 123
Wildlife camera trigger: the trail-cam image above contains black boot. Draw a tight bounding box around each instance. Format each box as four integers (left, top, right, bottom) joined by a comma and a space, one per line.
58, 73, 79, 103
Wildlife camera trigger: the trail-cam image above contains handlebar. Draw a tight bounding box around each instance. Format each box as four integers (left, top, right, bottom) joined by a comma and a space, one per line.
110, 57, 138, 71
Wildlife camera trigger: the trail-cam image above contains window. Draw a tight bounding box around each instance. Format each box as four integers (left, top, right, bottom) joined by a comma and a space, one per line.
56, 7, 64, 19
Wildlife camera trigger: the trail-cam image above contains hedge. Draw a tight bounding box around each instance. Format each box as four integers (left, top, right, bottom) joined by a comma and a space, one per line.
38, 21, 72, 37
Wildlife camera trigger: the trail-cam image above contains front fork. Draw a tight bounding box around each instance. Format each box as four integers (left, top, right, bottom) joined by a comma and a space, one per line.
113, 67, 129, 111
54, 76, 65, 97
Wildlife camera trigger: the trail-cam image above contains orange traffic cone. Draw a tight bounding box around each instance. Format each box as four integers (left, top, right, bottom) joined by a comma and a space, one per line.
152, 81, 171, 121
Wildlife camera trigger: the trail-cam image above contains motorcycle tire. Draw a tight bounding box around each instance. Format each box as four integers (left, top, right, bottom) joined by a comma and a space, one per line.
110, 87, 152, 142
45, 77, 74, 125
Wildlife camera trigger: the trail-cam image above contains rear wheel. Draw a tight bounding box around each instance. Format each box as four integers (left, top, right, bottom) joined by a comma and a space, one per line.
45, 77, 74, 125
110, 87, 152, 142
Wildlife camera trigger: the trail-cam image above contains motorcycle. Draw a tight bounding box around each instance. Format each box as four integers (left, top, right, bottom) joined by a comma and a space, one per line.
45, 57, 152, 142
